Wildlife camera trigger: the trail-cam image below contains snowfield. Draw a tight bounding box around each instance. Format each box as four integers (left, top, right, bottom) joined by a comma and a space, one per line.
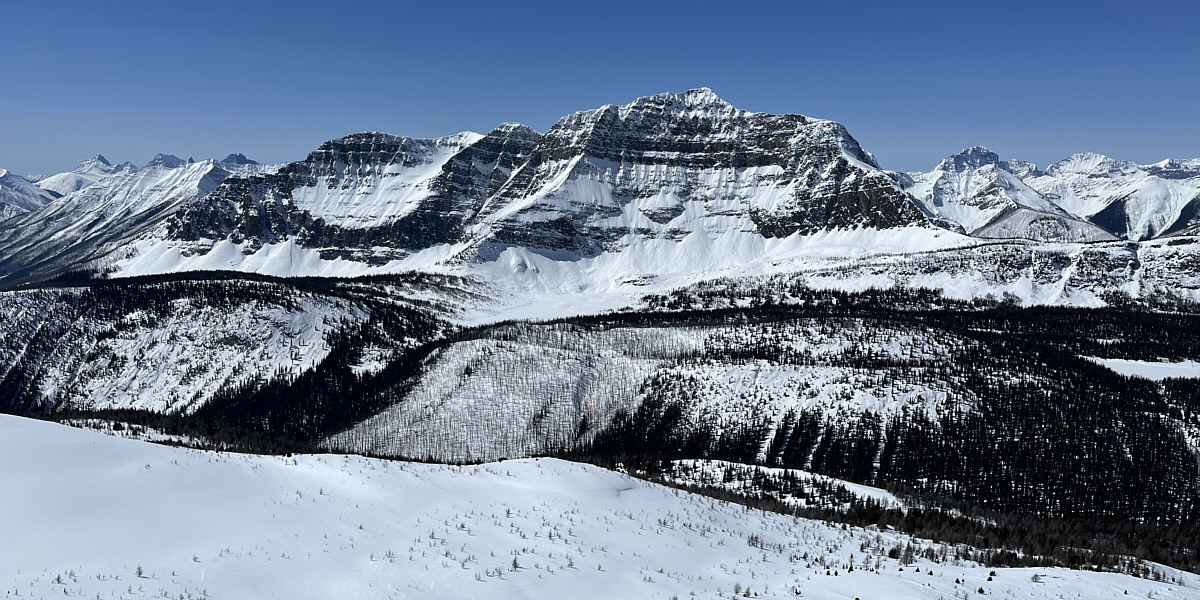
1084, 357, 1200, 381
2, 416, 1195, 599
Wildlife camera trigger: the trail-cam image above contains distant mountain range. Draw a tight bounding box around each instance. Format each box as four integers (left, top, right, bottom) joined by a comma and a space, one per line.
0, 89, 1195, 313
897, 146, 1200, 241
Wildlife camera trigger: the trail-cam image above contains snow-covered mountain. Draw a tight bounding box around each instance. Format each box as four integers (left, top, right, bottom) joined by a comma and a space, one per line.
902, 147, 1115, 242
1027, 153, 1200, 240
903, 147, 1200, 242
0, 169, 58, 221
0, 90, 1191, 335
462, 88, 924, 260
33, 153, 137, 196
165, 128, 532, 263
0, 154, 269, 286
152, 88, 924, 273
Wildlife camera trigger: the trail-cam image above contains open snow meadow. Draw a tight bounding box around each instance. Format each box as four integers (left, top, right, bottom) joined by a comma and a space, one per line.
2, 416, 1195, 600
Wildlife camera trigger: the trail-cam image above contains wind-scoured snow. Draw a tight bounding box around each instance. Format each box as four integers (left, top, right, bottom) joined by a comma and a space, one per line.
4, 416, 1195, 600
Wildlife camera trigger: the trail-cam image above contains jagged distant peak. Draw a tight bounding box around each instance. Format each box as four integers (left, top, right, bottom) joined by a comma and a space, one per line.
1001, 159, 1042, 179
1045, 152, 1139, 177
555, 88, 747, 131
220, 153, 257, 165
147, 153, 185, 169
74, 154, 120, 173
320, 131, 481, 151
629, 87, 735, 110
935, 146, 1002, 172
1143, 157, 1200, 179
436, 130, 486, 147
324, 131, 406, 147
1146, 157, 1200, 170
490, 122, 541, 137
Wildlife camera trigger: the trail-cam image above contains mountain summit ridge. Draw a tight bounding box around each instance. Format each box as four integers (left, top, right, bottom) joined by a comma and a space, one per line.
0, 89, 1197, 291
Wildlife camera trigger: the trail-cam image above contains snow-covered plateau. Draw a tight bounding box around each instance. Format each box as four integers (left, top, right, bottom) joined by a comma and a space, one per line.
3, 415, 1195, 600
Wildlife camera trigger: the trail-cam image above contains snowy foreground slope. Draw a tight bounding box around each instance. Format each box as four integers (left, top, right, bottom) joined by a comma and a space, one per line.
2, 416, 1195, 600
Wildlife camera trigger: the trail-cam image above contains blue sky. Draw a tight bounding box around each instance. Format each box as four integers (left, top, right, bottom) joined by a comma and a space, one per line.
3, 0, 1197, 176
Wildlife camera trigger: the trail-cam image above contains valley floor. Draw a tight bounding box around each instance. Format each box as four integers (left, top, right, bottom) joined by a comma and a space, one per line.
1, 415, 1195, 599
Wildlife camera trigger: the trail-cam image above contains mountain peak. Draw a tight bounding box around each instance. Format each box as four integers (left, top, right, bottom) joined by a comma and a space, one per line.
626, 87, 737, 113
324, 132, 408, 149
221, 153, 258, 165
147, 154, 185, 169
492, 122, 540, 136
1045, 152, 1138, 177
77, 154, 114, 172
936, 147, 1001, 173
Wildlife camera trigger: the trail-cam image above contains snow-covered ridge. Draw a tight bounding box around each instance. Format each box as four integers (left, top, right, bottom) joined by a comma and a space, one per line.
0, 168, 57, 221
0, 89, 1196, 309
0, 153, 273, 286
33, 153, 137, 197
906, 146, 1200, 242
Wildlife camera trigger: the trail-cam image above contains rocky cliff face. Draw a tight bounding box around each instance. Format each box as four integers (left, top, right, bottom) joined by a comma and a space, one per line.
170, 126, 542, 262
166, 89, 925, 264
467, 88, 925, 259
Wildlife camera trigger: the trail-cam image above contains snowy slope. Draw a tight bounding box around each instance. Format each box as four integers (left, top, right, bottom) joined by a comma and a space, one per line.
1084, 357, 1200, 380
0, 168, 57, 221
4, 416, 1194, 600
326, 316, 989, 463
288, 132, 483, 228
